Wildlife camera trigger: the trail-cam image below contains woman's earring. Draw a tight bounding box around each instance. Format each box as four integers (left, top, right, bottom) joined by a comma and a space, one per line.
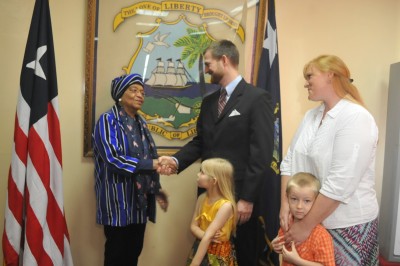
118, 98, 122, 102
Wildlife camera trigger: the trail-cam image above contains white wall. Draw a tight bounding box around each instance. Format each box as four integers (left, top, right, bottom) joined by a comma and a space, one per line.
0, 0, 399, 265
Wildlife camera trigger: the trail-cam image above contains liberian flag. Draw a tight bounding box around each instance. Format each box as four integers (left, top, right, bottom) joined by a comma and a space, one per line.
2, 0, 73, 265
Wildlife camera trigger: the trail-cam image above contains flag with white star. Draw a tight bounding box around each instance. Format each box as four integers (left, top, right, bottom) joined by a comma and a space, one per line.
256, 0, 281, 265
2, 0, 73, 265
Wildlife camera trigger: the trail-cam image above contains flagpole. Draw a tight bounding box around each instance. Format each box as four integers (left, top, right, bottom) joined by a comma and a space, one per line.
252, 0, 267, 85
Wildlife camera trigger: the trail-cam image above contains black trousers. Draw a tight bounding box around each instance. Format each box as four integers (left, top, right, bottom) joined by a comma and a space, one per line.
103, 223, 146, 266
234, 215, 259, 266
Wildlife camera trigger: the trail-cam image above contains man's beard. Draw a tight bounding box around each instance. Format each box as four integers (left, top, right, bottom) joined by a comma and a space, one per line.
210, 72, 223, 84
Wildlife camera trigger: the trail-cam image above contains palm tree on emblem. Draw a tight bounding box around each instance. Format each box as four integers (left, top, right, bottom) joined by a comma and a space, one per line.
174, 26, 212, 98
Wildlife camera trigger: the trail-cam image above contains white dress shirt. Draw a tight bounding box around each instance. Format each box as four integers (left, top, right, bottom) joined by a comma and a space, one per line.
224, 75, 242, 101
280, 99, 379, 229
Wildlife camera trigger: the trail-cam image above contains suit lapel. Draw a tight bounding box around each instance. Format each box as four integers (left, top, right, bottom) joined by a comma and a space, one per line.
208, 90, 220, 122
217, 79, 246, 121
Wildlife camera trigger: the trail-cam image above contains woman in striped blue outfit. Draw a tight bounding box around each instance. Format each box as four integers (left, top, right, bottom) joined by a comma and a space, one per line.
93, 73, 168, 266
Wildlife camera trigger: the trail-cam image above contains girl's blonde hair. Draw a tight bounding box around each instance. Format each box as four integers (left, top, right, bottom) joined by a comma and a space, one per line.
303, 55, 365, 107
201, 158, 237, 232
286, 172, 321, 196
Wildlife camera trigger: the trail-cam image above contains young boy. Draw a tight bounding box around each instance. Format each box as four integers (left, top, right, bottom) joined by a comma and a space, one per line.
272, 172, 335, 266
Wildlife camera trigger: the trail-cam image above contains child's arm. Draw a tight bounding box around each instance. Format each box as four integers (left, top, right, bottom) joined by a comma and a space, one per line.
190, 194, 206, 239
190, 202, 233, 266
282, 242, 323, 266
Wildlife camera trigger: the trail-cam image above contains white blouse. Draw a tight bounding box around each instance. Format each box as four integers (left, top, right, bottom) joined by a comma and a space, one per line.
280, 99, 379, 229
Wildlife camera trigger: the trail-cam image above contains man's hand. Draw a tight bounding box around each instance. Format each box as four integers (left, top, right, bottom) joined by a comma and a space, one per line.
157, 156, 178, 175
237, 199, 253, 225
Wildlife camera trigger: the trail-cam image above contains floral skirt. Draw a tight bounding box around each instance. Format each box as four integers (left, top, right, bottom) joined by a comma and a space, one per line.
186, 239, 238, 266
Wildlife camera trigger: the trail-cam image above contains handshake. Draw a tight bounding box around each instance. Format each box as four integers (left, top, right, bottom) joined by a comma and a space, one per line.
153, 156, 178, 175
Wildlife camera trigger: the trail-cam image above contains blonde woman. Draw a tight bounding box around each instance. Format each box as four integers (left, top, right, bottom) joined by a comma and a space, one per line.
187, 158, 238, 266
280, 55, 379, 265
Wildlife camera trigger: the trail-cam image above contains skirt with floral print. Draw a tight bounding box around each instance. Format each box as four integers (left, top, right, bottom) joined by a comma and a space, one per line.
186, 239, 238, 266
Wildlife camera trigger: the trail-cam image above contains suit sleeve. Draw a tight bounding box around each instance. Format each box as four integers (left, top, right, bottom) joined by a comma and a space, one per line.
240, 90, 274, 202
173, 98, 208, 172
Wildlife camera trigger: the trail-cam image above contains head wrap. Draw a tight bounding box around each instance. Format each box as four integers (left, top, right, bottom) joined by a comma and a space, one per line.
111, 73, 144, 102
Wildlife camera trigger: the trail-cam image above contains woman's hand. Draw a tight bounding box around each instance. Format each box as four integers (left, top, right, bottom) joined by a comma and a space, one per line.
280, 175, 292, 232
157, 156, 177, 175
156, 189, 169, 212
284, 220, 311, 245
152, 159, 159, 170
279, 201, 292, 232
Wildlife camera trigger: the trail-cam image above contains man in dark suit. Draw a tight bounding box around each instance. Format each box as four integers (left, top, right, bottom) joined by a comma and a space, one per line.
159, 40, 274, 265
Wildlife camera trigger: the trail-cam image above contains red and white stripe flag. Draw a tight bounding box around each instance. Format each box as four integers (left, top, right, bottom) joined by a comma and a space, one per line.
2, 0, 73, 265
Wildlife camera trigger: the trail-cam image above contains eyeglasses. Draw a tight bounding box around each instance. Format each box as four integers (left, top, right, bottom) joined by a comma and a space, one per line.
127, 87, 146, 96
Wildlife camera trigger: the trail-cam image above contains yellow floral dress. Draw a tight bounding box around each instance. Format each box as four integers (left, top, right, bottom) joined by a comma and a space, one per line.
186, 197, 238, 266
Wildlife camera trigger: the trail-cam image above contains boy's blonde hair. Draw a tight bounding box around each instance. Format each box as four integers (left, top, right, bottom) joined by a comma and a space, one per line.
286, 172, 321, 196
201, 158, 237, 232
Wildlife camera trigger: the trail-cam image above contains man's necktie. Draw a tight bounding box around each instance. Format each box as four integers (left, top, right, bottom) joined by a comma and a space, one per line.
218, 88, 227, 116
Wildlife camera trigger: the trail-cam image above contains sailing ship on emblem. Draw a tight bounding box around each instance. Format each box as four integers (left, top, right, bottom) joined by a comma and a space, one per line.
145, 58, 194, 90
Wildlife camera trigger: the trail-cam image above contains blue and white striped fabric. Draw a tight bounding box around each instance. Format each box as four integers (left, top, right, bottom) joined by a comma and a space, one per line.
111, 73, 144, 102
93, 105, 156, 226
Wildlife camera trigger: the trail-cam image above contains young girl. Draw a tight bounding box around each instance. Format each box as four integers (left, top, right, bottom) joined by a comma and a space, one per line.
186, 158, 238, 266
